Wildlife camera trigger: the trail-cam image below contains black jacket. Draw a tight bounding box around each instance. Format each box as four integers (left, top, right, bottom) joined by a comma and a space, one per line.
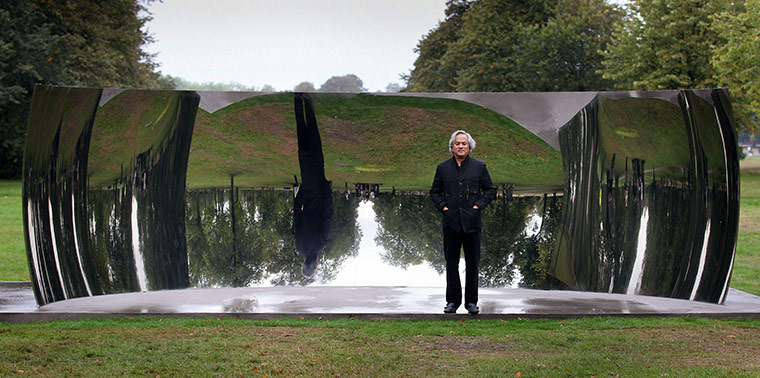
429, 156, 497, 233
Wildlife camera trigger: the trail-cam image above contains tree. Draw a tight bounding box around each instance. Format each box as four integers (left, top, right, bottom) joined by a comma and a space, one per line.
600, 0, 732, 90
439, 0, 553, 91
0, 0, 166, 178
512, 0, 624, 91
294, 81, 316, 92
711, 0, 759, 132
318, 74, 366, 93
404, 0, 470, 92
404, 0, 622, 92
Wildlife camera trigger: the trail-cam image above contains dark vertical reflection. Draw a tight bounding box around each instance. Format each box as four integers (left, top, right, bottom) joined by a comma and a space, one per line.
551, 100, 599, 290
86, 187, 138, 294
550, 90, 739, 303
90, 90, 199, 293
23, 86, 101, 305
24, 87, 200, 305
293, 93, 334, 277
708, 90, 741, 303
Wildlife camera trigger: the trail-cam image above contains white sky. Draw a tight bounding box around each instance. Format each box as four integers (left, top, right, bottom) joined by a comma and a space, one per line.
143, 0, 449, 92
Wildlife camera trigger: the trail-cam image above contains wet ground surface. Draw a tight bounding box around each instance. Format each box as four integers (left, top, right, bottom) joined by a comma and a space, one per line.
2, 281, 759, 323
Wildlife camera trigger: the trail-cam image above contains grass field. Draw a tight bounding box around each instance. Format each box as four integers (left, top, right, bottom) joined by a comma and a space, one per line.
1, 159, 759, 376
735, 157, 760, 295
1, 316, 759, 376
0, 180, 25, 281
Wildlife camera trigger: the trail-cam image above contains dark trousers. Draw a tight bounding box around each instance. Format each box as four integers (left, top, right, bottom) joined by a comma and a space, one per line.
443, 230, 481, 306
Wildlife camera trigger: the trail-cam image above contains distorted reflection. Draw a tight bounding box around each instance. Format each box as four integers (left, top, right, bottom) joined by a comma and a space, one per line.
293, 93, 333, 278
23, 87, 738, 306
551, 90, 739, 303
183, 189, 561, 288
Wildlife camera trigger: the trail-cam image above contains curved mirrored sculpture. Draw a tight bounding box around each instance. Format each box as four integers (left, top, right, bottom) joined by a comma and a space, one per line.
550, 90, 740, 304
23, 86, 738, 306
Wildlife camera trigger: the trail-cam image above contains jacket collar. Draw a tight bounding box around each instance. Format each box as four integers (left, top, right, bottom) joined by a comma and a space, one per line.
451, 155, 470, 168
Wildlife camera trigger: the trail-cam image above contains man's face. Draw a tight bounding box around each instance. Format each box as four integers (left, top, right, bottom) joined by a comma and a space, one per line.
453, 133, 470, 159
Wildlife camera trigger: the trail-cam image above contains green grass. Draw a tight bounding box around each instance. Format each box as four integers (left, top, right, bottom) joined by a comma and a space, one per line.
0, 180, 26, 281
185, 93, 564, 188
1, 317, 759, 376
734, 157, 760, 295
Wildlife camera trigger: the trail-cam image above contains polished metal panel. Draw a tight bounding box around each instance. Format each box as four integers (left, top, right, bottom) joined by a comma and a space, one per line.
550, 90, 739, 303
23, 86, 738, 305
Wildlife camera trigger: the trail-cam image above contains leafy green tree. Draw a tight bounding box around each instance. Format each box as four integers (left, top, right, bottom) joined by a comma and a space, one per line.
512, 0, 624, 91
600, 0, 731, 90
403, 0, 470, 92
0, 0, 166, 178
404, 0, 621, 92
711, 0, 759, 132
318, 74, 366, 93
438, 0, 553, 91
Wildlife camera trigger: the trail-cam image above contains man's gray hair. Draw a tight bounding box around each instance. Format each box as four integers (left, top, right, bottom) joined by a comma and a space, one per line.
448, 130, 476, 153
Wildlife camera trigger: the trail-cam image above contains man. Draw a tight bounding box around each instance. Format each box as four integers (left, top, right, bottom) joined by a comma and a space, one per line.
429, 130, 497, 314
294, 93, 333, 278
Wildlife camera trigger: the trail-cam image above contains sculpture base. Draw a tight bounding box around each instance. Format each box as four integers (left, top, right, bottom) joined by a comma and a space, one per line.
2, 282, 759, 323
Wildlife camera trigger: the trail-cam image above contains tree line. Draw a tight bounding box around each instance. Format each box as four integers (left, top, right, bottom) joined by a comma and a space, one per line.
404, 0, 758, 131
2, 0, 758, 178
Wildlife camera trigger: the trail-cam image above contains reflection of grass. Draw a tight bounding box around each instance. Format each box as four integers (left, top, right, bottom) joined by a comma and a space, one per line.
188, 94, 297, 188
187, 93, 564, 188
598, 96, 691, 180
88, 91, 183, 186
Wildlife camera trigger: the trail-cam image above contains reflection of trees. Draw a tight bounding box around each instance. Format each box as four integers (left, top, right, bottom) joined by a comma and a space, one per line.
186, 188, 268, 287
321, 192, 362, 280
373, 192, 563, 288
480, 196, 564, 289
499, 195, 564, 289
87, 188, 139, 294
186, 189, 361, 287
479, 197, 538, 287
373, 194, 444, 273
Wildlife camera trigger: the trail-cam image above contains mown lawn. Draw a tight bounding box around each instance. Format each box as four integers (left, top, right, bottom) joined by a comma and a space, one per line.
1, 317, 759, 377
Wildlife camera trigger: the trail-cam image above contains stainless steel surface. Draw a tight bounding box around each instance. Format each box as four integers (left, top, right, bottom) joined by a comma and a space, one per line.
2, 282, 759, 324
22, 88, 739, 308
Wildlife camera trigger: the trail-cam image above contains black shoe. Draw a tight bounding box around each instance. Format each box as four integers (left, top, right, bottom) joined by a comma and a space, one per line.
465, 303, 479, 314
443, 303, 458, 313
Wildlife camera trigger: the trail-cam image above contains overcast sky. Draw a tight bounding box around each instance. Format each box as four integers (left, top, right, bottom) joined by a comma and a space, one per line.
143, 0, 449, 92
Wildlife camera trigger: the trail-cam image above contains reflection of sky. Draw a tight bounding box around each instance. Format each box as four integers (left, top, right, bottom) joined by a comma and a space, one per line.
324, 200, 445, 287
